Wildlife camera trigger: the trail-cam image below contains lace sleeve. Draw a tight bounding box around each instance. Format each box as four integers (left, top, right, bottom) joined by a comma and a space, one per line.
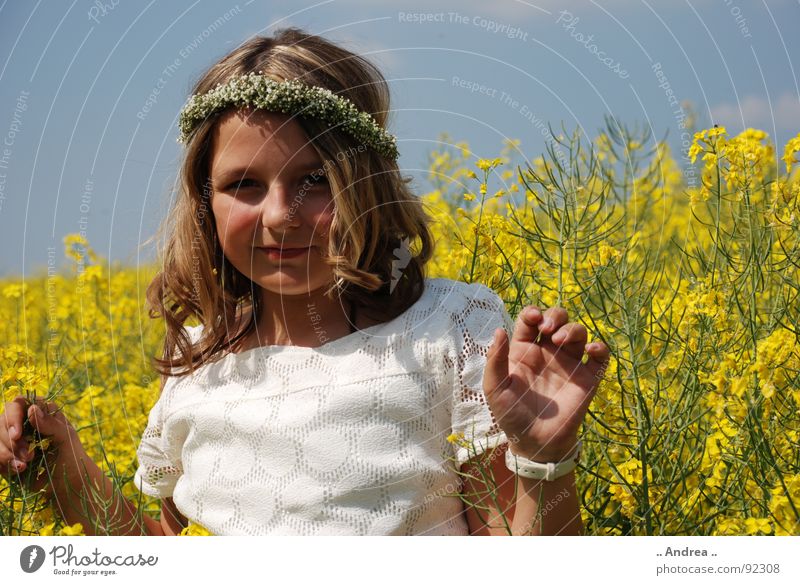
447, 283, 516, 468
133, 384, 184, 498
132, 325, 199, 498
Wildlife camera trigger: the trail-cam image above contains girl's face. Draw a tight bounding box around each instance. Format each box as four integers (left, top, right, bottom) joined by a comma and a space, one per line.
208, 109, 335, 296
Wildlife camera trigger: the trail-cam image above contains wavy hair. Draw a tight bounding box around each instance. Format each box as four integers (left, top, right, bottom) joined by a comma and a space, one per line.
145, 27, 435, 381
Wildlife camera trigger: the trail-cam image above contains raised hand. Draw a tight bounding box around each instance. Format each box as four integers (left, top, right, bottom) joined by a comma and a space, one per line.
482, 305, 611, 462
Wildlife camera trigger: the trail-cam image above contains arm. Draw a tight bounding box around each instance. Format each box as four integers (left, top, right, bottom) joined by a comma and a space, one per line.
460, 443, 582, 536
2, 396, 165, 536
43, 374, 180, 536
465, 301, 609, 535
160, 497, 188, 536
42, 446, 165, 536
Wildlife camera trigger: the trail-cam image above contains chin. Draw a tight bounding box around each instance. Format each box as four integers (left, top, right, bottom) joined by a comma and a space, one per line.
253, 277, 331, 296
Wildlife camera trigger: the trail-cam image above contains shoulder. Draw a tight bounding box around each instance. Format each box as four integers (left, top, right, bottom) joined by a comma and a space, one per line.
424, 277, 508, 320
423, 278, 513, 350
160, 322, 206, 398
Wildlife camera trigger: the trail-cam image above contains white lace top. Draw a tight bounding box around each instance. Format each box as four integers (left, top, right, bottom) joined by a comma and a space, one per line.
134, 277, 515, 535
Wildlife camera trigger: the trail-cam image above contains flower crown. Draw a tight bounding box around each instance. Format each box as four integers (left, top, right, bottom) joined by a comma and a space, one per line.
177, 71, 399, 160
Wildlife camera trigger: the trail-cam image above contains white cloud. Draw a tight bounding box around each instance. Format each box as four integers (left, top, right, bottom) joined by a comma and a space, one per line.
710, 92, 800, 134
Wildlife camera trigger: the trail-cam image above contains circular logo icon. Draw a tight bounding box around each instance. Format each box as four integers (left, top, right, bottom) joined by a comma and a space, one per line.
20, 545, 46, 573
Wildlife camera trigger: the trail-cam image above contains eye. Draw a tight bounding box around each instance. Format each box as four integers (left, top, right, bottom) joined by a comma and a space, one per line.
302, 173, 328, 186
225, 178, 259, 191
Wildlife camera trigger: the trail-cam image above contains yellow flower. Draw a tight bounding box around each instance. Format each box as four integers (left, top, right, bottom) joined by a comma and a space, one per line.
475, 157, 503, 172
715, 517, 744, 535
479, 183, 487, 195
82, 265, 103, 281
2, 283, 27, 299
598, 242, 622, 264
446, 432, 469, 448
446, 432, 462, 443
688, 141, 703, 164
59, 523, 85, 536
476, 159, 491, 172
782, 133, 800, 173
744, 517, 772, 535
707, 126, 727, 138
463, 192, 475, 202
180, 521, 214, 536
63, 233, 98, 264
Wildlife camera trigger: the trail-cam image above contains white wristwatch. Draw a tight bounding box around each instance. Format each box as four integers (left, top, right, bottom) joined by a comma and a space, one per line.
505, 440, 583, 481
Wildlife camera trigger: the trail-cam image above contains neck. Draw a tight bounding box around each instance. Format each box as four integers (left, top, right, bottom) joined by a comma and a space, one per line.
249, 285, 355, 348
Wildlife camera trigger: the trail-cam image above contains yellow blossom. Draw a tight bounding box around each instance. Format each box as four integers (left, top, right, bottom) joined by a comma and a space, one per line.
180, 521, 214, 536
3, 283, 27, 299
598, 242, 622, 264
59, 523, 85, 536
688, 143, 703, 164
744, 518, 772, 535
783, 133, 800, 173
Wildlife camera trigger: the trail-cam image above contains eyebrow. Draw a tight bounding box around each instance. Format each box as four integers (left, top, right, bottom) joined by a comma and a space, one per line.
212, 162, 326, 185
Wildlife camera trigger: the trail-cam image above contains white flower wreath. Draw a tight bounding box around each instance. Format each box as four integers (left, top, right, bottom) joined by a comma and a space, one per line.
177, 71, 399, 160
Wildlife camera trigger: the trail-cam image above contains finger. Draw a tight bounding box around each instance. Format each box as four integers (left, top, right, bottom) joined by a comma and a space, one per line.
551, 322, 588, 346
0, 442, 26, 473
549, 322, 590, 359
35, 401, 68, 426
12, 436, 32, 462
483, 327, 512, 399
512, 305, 546, 343
0, 442, 15, 467
1, 399, 31, 462
27, 402, 64, 439
585, 341, 611, 364
1, 397, 29, 442
539, 307, 569, 335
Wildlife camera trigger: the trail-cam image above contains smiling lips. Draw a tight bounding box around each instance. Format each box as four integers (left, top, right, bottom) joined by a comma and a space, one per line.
260, 246, 311, 260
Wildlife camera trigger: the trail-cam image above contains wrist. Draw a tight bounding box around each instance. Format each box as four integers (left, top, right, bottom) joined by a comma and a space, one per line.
505, 439, 583, 482
509, 440, 579, 463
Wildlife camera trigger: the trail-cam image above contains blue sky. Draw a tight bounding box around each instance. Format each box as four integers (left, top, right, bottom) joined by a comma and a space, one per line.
1, 0, 798, 277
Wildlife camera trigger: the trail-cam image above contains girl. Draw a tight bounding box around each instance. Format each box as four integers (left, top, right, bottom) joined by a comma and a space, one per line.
0, 27, 610, 536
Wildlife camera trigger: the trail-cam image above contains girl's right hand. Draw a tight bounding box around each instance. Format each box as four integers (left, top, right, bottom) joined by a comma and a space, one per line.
0, 396, 82, 493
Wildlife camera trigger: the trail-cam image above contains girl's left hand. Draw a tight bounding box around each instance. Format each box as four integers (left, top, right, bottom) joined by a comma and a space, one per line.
483, 305, 611, 462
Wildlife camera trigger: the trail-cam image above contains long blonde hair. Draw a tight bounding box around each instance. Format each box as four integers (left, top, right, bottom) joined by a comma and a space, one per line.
146, 27, 435, 380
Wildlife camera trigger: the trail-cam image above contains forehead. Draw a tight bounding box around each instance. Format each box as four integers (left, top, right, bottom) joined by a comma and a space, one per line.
209, 109, 321, 172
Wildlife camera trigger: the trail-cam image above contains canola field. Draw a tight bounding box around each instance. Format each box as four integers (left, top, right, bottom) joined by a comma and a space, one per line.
2, 122, 799, 536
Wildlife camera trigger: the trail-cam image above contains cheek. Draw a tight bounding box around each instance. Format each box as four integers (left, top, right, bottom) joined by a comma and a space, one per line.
211, 199, 257, 248
304, 197, 335, 238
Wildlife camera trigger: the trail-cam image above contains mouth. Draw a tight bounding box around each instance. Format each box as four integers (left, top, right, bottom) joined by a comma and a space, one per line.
259, 246, 312, 259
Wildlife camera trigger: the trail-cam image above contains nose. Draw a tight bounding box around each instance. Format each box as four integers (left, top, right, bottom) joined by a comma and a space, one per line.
260, 182, 301, 230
